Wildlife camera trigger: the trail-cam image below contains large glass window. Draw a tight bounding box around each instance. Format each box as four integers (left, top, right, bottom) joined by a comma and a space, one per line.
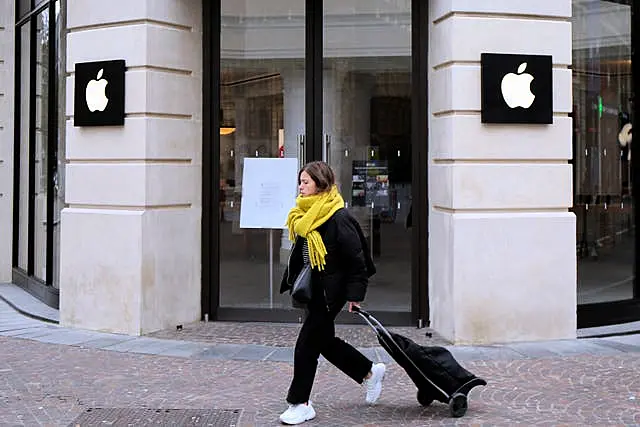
216, 1, 417, 317
323, 0, 412, 311
219, 0, 305, 309
572, 0, 634, 304
17, 23, 30, 271
13, 0, 62, 302
34, 9, 50, 280
52, 0, 63, 289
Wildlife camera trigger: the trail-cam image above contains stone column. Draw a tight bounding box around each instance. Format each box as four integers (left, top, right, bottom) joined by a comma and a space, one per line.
60, 0, 202, 335
428, 1, 576, 344
0, 0, 14, 282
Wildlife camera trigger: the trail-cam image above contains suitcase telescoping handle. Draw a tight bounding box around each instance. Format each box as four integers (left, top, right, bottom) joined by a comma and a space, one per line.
351, 306, 388, 336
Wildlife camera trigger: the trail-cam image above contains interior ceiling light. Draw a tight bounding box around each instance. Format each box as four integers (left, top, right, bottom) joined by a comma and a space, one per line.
220, 108, 236, 135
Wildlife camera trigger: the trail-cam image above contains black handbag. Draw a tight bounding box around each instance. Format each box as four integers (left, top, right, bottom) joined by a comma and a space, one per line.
291, 264, 313, 303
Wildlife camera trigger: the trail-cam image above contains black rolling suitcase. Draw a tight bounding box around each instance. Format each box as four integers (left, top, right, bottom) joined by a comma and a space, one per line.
353, 307, 486, 418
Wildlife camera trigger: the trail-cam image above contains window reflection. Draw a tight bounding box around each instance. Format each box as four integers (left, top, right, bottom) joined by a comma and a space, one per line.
34, 9, 50, 281
572, 0, 634, 304
323, 0, 412, 312
219, 1, 305, 309
18, 23, 30, 271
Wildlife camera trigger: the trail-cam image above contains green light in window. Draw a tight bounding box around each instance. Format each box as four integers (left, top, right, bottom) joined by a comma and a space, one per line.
598, 95, 603, 119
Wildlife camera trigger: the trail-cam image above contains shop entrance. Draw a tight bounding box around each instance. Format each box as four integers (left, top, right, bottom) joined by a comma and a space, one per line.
202, 0, 429, 325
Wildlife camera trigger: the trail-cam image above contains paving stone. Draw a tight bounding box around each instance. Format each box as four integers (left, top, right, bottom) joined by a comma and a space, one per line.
601, 334, 640, 350
7, 327, 62, 339
156, 342, 211, 358
194, 343, 245, 360
32, 330, 100, 346
232, 344, 278, 361
496, 341, 575, 359
264, 347, 294, 362
465, 345, 529, 361
0, 320, 48, 332
448, 346, 497, 362
78, 336, 138, 350
544, 339, 615, 357
578, 338, 631, 355
0, 284, 60, 322
70, 407, 242, 426
0, 325, 53, 337
357, 346, 378, 362
591, 338, 640, 354
374, 347, 395, 364
101, 337, 185, 354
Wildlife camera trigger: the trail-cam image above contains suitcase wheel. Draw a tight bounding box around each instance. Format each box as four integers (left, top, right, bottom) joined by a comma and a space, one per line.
449, 393, 468, 418
416, 389, 433, 407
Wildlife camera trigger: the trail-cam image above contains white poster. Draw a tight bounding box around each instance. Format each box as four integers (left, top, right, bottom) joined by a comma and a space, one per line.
239, 158, 299, 229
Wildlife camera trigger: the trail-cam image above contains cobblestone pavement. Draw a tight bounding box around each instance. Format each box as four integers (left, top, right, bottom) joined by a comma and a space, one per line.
1, 334, 639, 426
147, 319, 451, 348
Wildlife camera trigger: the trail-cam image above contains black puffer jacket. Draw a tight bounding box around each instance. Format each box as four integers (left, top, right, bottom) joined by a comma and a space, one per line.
280, 208, 376, 310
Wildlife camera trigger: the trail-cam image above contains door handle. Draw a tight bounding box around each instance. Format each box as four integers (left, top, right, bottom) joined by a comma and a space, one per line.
298, 134, 305, 169
324, 134, 332, 164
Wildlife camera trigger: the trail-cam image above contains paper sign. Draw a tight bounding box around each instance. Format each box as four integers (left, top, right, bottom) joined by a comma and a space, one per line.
239, 158, 298, 229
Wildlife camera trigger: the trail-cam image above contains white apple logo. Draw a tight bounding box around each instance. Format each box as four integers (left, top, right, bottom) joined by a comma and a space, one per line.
85, 68, 109, 112
500, 62, 535, 109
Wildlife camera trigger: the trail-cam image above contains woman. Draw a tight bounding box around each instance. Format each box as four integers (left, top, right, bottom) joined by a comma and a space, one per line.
279, 161, 385, 425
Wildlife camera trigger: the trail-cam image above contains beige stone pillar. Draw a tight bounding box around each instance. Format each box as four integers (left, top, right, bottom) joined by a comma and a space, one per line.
428, 0, 576, 344
0, 0, 14, 282
60, 0, 202, 335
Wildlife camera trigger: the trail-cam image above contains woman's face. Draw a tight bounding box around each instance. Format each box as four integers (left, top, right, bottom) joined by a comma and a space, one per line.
299, 171, 318, 197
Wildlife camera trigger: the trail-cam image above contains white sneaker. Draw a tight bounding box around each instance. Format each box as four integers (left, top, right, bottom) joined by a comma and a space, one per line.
364, 363, 386, 404
279, 401, 316, 425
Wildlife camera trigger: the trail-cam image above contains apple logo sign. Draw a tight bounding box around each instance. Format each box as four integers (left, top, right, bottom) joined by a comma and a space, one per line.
480, 53, 552, 124
85, 69, 109, 112
500, 62, 535, 109
74, 59, 125, 127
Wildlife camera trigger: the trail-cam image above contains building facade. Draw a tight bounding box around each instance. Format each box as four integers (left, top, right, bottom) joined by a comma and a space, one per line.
0, 0, 638, 344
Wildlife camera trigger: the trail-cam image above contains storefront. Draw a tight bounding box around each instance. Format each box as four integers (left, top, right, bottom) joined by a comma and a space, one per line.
203, 1, 427, 326
0, 0, 638, 342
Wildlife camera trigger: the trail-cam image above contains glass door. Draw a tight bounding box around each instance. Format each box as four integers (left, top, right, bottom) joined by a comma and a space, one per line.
322, 0, 413, 313
218, 0, 306, 310
208, 0, 424, 323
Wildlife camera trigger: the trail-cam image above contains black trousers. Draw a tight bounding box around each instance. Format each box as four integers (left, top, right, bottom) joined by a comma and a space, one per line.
286, 295, 373, 404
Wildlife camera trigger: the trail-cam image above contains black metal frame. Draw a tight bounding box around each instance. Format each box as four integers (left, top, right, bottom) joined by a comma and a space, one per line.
305, 0, 323, 162
202, 0, 429, 325
201, 0, 220, 321
12, 0, 60, 308
411, 0, 429, 327
635, 0, 639, 302
576, 0, 640, 329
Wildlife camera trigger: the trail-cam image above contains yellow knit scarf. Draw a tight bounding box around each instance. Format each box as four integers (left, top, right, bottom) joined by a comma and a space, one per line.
286, 185, 344, 270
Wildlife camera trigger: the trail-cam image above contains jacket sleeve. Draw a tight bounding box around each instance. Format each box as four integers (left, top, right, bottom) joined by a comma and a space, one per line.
336, 214, 369, 302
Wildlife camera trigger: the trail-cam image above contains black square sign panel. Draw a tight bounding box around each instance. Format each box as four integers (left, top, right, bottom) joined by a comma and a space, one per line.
481, 53, 552, 124
74, 60, 125, 126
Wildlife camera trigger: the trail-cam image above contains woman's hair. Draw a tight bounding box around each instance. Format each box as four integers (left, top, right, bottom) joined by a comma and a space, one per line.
299, 161, 335, 193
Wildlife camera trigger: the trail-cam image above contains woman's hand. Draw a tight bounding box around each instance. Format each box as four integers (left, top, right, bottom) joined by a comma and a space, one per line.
348, 301, 360, 312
